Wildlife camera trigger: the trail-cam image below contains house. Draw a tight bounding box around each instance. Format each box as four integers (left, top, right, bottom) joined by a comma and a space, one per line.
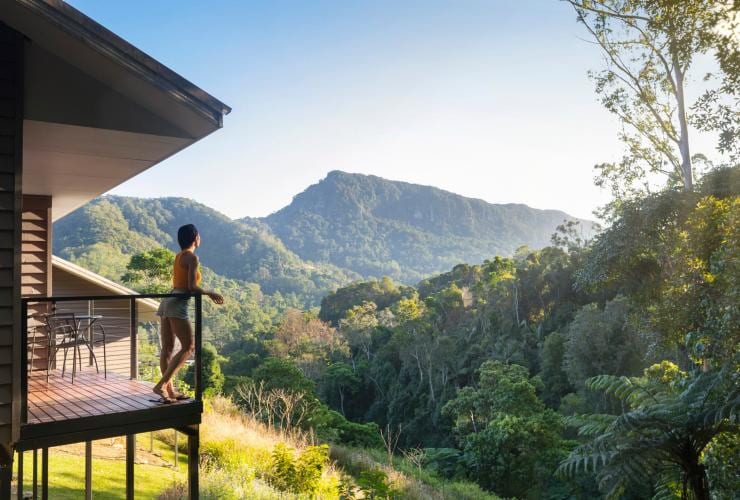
0, 1, 231, 498
51, 255, 161, 375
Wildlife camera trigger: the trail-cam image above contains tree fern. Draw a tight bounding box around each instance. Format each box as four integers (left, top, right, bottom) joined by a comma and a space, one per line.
559, 361, 739, 499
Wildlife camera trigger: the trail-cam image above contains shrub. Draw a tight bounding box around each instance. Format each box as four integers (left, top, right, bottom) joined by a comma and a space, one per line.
423, 448, 465, 479
356, 468, 393, 499
310, 407, 383, 448
266, 443, 331, 495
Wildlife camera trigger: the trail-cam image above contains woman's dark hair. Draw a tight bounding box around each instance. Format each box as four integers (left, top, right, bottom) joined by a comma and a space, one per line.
177, 224, 199, 250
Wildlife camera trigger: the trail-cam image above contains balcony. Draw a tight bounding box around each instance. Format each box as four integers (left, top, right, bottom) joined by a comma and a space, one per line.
18, 293, 204, 451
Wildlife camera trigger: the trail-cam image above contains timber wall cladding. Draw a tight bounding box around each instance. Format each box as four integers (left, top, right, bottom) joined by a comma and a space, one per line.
0, 25, 23, 451
22, 195, 51, 373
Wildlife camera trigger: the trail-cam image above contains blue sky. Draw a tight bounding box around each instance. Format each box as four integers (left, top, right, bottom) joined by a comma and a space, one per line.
69, 0, 629, 220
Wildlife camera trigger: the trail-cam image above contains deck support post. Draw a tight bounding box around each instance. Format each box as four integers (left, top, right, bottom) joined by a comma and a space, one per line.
187, 425, 199, 500
16, 450, 23, 499
0, 452, 11, 500
32, 449, 37, 499
41, 447, 48, 500
126, 434, 135, 500
85, 441, 92, 500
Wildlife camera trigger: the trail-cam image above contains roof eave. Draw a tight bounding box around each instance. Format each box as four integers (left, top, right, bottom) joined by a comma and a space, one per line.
16, 0, 231, 127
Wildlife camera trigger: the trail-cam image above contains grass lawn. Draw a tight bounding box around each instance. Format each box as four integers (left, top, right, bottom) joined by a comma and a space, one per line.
15, 436, 188, 499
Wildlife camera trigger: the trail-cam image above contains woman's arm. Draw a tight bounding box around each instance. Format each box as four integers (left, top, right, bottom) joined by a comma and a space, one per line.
184, 252, 224, 304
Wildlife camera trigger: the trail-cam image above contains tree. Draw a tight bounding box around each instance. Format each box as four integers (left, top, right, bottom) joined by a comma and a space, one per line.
340, 301, 379, 363
183, 342, 224, 396
559, 361, 739, 499
577, 169, 739, 367
252, 357, 316, 395
564, 298, 647, 393
270, 309, 348, 381
568, 0, 737, 196
442, 361, 568, 498
321, 362, 360, 416
121, 247, 174, 293
539, 331, 574, 407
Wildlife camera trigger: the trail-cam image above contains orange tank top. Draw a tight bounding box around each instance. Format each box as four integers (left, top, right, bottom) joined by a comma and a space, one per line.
173, 251, 201, 289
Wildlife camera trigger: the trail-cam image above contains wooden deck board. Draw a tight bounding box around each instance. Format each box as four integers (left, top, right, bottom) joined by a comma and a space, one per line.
26, 369, 189, 426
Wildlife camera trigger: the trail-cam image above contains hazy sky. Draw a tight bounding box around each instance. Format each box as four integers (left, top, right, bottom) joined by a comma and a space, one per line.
68, 0, 636, 220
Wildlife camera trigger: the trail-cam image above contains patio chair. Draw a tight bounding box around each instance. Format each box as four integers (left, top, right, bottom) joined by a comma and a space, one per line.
44, 313, 103, 383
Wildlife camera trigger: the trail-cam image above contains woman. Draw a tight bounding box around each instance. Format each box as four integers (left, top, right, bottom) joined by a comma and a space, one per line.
153, 224, 223, 403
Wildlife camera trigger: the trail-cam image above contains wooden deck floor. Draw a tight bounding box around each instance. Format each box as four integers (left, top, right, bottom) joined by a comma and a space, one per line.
27, 369, 191, 425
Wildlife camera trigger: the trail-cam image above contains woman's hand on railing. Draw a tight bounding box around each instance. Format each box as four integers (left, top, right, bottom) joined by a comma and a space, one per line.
207, 291, 224, 305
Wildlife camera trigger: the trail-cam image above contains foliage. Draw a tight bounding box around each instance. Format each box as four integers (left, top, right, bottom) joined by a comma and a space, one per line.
183, 343, 225, 396
442, 361, 569, 498
568, 0, 738, 197
268, 309, 348, 382
266, 443, 330, 495
320, 277, 409, 325
121, 247, 174, 293
564, 298, 647, 391
559, 361, 739, 499
539, 331, 573, 407
578, 168, 739, 366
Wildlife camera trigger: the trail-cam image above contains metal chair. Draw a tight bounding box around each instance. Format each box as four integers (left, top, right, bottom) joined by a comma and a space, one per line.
44, 313, 102, 383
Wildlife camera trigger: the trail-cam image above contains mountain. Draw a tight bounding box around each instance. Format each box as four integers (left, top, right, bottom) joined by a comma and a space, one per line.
254, 171, 595, 283
53, 196, 358, 305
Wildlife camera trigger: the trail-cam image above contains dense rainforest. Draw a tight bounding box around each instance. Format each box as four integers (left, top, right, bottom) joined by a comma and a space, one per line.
213, 167, 738, 498
63, 167, 738, 499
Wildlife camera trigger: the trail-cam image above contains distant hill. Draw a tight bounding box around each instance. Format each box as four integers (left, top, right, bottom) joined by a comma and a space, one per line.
53, 196, 358, 305
254, 171, 595, 283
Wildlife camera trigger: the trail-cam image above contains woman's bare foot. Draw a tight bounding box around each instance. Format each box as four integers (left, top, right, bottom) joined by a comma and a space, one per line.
165, 381, 190, 400
153, 383, 175, 403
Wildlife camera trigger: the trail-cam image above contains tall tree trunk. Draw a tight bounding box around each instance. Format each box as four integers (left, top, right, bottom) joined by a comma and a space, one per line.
685, 456, 710, 500
674, 62, 693, 191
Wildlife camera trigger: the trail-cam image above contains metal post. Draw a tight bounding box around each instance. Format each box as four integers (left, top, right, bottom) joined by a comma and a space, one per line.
21, 300, 28, 424
129, 298, 138, 380
32, 449, 37, 500
174, 431, 179, 470
41, 448, 48, 500
85, 441, 92, 500
187, 426, 199, 500
194, 294, 202, 401
125, 435, 135, 500
0, 461, 10, 500
16, 451, 22, 500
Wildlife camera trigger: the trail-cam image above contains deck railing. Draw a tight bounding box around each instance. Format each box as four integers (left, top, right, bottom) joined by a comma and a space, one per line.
19, 293, 203, 425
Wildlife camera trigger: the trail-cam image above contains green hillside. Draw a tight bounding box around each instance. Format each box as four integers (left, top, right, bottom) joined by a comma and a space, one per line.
53, 197, 357, 306
257, 171, 596, 282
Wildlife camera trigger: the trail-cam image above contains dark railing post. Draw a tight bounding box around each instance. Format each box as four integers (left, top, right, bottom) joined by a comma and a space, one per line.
20, 299, 28, 424
187, 425, 199, 499
129, 297, 138, 380
194, 294, 202, 402
126, 434, 135, 500
16, 451, 22, 500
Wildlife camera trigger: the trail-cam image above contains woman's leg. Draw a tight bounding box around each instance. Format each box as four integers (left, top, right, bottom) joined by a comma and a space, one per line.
159, 317, 175, 378
153, 317, 176, 400
155, 317, 194, 391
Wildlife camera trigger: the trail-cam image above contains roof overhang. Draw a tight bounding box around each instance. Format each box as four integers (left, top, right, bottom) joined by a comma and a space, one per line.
0, 0, 231, 220
51, 255, 160, 318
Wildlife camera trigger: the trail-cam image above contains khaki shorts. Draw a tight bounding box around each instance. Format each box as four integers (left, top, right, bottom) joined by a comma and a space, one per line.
156, 288, 191, 320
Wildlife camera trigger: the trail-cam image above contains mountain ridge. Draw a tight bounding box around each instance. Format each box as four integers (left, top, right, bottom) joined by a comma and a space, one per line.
53, 171, 595, 300
254, 170, 595, 282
